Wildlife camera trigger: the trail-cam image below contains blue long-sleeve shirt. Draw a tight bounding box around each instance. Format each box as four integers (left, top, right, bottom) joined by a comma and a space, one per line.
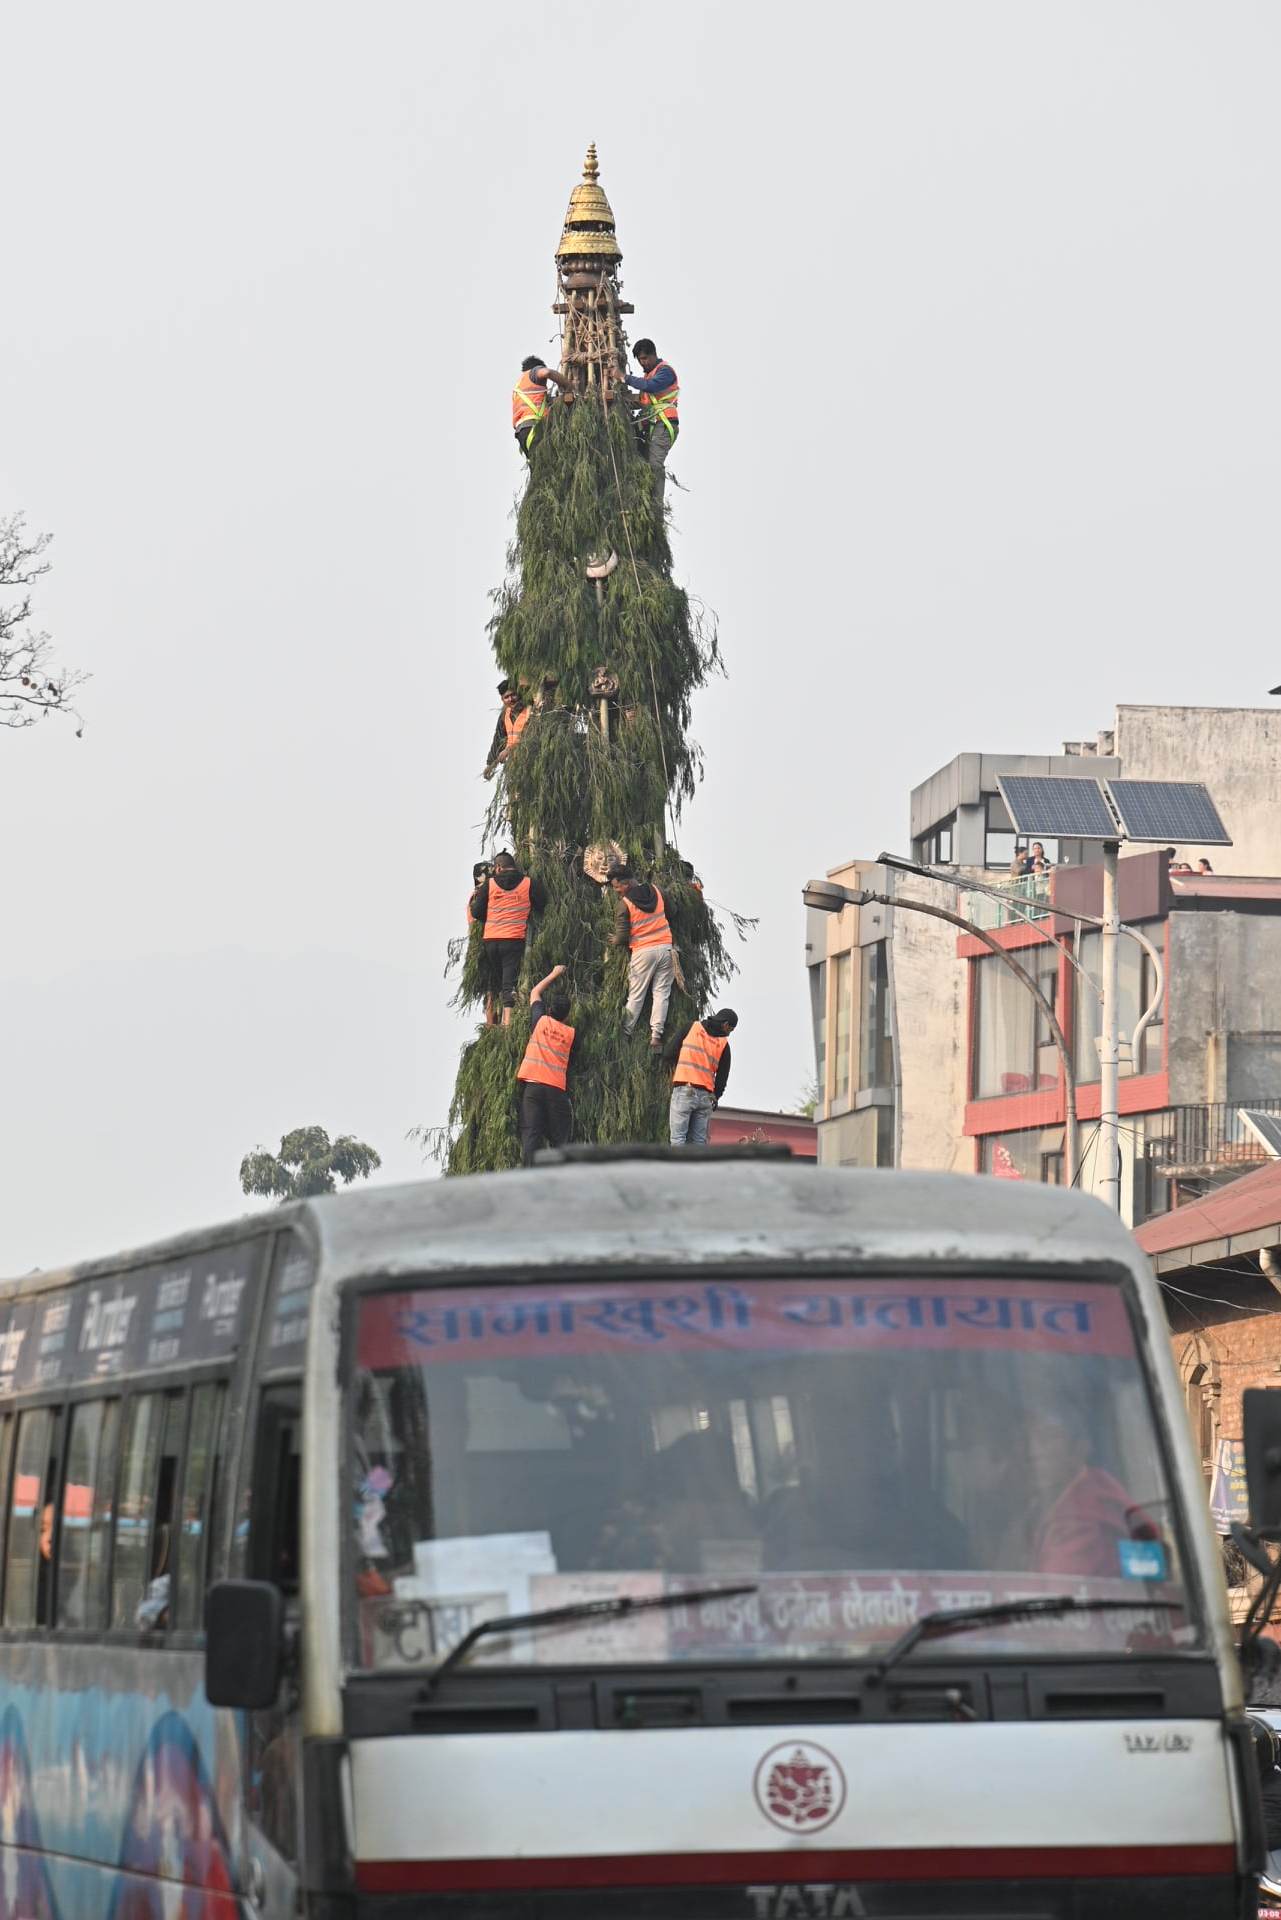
625, 363, 677, 395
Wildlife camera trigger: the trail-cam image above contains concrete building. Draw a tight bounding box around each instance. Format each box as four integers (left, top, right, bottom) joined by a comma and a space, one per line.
807, 703, 1281, 1217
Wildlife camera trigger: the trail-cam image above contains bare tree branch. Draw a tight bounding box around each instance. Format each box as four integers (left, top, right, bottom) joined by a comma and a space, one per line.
0, 513, 87, 735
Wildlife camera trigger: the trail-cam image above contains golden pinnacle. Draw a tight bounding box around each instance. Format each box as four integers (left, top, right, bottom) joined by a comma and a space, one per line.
557, 142, 621, 265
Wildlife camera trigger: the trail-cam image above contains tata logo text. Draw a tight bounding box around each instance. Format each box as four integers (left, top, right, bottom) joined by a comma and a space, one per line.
747, 1888, 866, 1920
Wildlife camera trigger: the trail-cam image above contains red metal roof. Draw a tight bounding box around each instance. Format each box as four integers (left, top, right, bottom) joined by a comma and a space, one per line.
707, 1107, 818, 1158
1134, 1158, 1281, 1262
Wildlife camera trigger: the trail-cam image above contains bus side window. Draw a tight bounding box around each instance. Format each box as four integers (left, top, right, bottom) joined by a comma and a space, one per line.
58, 1398, 121, 1631
84, 1401, 121, 1626
249, 1388, 302, 1595
111, 1391, 182, 1631
174, 1381, 227, 1631
0, 1418, 12, 1618
5, 1408, 54, 1629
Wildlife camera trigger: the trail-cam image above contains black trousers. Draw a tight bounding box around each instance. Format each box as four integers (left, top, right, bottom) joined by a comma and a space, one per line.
520, 1083, 572, 1166
485, 940, 524, 1007
515, 423, 536, 460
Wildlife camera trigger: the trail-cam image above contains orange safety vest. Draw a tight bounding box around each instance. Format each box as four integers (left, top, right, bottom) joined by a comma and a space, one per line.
485, 875, 532, 941
466, 892, 474, 928
517, 1014, 575, 1091
673, 1021, 728, 1093
639, 362, 679, 438
623, 885, 671, 950
512, 368, 551, 431
503, 705, 532, 750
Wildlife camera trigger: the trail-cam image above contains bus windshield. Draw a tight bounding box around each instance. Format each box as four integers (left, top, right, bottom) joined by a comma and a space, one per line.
349, 1273, 1197, 1672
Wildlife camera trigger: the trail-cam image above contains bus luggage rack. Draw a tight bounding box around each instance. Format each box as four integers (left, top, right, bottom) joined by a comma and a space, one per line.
534, 1143, 798, 1166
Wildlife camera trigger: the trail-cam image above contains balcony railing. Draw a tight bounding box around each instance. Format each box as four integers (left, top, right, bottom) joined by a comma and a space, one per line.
1145, 1101, 1281, 1176
962, 872, 1054, 931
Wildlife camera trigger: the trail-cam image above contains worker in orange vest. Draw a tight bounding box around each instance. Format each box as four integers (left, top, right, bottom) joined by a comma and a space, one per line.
669, 1010, 738, 1147
470, 850, 547, 1026
512, 355, 570, 460
680, 858, 704, 897
516, 963, 575, 1165
625, 338, 679, 510
483, 680, 532, 781
608, 861, 675, 1052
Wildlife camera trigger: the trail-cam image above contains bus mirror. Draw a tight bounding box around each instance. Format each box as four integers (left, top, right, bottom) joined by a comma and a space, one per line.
205, 1580, 285, 1710
1243, 1390, 1281, 1538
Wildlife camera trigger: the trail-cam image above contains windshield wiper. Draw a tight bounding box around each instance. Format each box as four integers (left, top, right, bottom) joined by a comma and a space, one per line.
420, 1583, 758, 1696
865, 1595, 1184, 1687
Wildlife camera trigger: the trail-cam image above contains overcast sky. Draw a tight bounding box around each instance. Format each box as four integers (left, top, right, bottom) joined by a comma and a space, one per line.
1, 2, 1277, 1271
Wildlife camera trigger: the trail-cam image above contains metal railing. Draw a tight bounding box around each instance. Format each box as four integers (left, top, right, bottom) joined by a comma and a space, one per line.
1144, 1101, 1281, 1175
963, 872, 1054, 930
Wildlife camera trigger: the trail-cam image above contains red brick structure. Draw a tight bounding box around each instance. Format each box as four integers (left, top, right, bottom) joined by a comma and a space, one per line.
1135, 1161, 1281, 1634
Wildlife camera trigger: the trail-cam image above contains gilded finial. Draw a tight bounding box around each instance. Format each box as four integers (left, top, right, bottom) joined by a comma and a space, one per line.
557, 142, 621, 266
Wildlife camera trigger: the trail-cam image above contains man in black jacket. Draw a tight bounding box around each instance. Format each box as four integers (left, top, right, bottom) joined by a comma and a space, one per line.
470, 851, 547, 1026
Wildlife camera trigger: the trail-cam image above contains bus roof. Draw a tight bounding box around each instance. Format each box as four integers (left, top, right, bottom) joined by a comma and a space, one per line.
303, 1162, 1143, 1289
3, 1165, 1145, 1304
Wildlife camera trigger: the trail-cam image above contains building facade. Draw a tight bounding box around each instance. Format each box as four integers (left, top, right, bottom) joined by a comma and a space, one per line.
807, 704, 1281, 1217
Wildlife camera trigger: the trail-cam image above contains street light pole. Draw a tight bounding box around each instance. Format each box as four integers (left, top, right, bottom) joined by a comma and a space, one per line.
803, 879, 1080, 1186
1099, 840, 1122, 1214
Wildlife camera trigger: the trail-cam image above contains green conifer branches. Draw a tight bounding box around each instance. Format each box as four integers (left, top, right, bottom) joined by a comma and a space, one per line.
444, 394, 732, 1174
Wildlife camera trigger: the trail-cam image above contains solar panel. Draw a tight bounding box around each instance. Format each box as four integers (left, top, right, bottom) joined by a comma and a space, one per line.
1240, 1110, 1281, 1159
996, 774, 1120, 840
1104, 780, 1232, 846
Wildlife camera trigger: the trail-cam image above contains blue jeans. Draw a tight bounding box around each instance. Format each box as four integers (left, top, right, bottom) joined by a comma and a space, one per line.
669, 1083, 714, 1146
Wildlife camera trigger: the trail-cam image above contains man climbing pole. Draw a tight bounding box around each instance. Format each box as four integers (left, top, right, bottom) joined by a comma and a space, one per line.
516, 963, 575, 1165
512, 355, 571, 460
483, 680, 531, 781
680, 858, 703, 896
470, 850, 546, 1025
466, 861, 490, 927
608, 862, 675, 1052
668, 1009, 738, 1147
625, 338, 679, 510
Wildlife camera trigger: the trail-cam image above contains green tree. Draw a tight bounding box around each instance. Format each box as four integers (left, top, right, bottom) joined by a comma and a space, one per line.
239, 1125, 381, 1202
1, 515, 85, 733
444, 151, 740, 1172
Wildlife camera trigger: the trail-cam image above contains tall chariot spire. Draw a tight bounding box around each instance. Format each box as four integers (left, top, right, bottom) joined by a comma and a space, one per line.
554, 144, 634, 395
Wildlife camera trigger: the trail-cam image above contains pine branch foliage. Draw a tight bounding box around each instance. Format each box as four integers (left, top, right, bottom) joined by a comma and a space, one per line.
444, 395, 739, 1173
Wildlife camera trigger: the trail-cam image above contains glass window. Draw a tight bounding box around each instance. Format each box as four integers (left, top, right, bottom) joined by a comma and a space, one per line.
974, 953, 1060, 1098
350, 1276, 1197, 1672
981, 1127, 1066, 1182
985, 831, 1017, 870
84, 1401, 121, 1625
1074, 930, 1154, 1083
111, 1393, 182, 1629
860, 944, 893, 1091
5, 1409, 53, 1629
58, 1399, 120, 1630
832, 952, 852, 1103
809, 961, 827, 1096
874, 1104, 896, 1168
174, 1382, 227, 1631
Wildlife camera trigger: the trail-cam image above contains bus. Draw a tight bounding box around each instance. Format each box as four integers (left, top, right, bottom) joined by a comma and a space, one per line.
0, 1151, 1263, 1917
